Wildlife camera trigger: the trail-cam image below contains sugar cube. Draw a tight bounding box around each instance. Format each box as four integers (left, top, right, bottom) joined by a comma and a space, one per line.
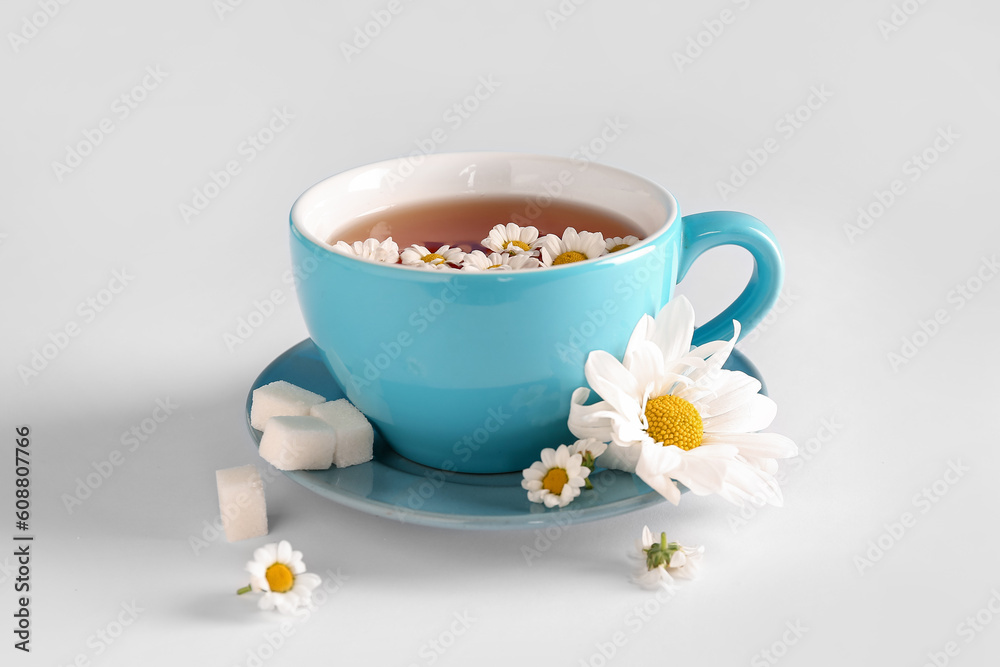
250, 380, 325, 431
259, 416, 337, 470
216, 464, 268, 542
310, 399, 374, 467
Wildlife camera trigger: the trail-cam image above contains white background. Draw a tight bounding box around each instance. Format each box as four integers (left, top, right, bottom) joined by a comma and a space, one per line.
3, 1, 1000, 665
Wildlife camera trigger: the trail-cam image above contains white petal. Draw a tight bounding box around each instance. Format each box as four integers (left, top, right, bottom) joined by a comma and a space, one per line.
584, 351, 643, 418
295, 573, 322, 593
276, 541, 293, 563
703, 432, 798, 460
651, 296, 696, 362
702, 394, 778, 434
540, 447, 557, 468
595, 441, 642, 473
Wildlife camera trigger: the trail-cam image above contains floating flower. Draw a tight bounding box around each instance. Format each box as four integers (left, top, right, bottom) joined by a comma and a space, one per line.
567, 296, 797, 506
521, 444, 589, 508
400, 244, 464, 269
540, 228, 606, 266
568, 438, 607, 489
631, 525, 703, 589
331, 237, 400, 263
461, 250, 541, 271
605, 235, 640, 254
237, 540, 322, 613
482, 223, 541, 256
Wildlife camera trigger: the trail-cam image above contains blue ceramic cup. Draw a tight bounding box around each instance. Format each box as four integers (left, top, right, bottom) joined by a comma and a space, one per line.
290, 153, 783, 473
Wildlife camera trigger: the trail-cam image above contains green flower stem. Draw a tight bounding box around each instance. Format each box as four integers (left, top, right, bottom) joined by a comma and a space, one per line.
236, 584, 253, 595
581, 452, 596, 490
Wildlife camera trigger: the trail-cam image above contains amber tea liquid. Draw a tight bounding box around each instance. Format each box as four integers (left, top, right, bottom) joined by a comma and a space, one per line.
330, 195, 645, 253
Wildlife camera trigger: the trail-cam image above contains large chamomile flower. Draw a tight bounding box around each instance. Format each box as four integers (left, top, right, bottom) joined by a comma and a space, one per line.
631, 525, 703, 590
400, 244, 464, 269
567, 296, 797, 506
482, 223, 541, 256
540, 228, 606, 266
239, 540, 321, 613
521, 444, 589, 508
461, 250, 541, 271
331, 237, 400, 263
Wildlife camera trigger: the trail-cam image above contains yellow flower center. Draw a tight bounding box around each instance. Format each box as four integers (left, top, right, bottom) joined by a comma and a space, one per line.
487, 264, 503, 270
265, 563, 295, 593
609, 243, 631, 253
505, 240, 532, 252
421, 253, 444, 263
553, 250, 587, 265
542, 467, 569, 495
644, 395, 703, 451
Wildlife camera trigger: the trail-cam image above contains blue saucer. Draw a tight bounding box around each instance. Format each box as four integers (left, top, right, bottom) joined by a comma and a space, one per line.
245, 339, 767, 530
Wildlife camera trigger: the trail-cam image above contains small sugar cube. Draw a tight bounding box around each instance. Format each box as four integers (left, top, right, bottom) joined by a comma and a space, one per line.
259, 416, 337, 470
310, 399, 374, 467
216, 464, 268, 542
250, 380, 325, 431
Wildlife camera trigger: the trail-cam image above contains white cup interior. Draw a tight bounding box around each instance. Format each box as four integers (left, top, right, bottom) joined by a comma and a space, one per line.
291, 152, 676, 248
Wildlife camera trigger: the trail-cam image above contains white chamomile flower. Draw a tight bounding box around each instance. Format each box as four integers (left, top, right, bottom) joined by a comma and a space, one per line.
567, 295, 797, 507
521, 444, 590, 508
567, 438, 607, 489
331, 237, 400, 263
461, 250, 541, 271
605, 235, 640, 254
400, 244, 464, 270
631, 525, 703, 590
482, 223, 541, 255
238, 540, 322, 614
539, 227, 606, 266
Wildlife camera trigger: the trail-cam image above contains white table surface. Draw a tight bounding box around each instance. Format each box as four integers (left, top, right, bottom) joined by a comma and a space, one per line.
4, 1, 999, 665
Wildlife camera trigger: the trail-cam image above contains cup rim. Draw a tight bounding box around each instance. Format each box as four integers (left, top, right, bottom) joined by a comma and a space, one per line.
289, 151, 679, 277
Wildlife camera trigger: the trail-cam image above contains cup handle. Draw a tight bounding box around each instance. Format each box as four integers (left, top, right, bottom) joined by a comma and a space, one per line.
678, 211, 784, 346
